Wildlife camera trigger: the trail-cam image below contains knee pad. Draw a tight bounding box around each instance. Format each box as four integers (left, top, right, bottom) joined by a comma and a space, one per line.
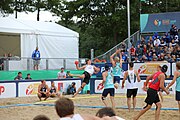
143, 104, 148, 109
101, 96, 106, 100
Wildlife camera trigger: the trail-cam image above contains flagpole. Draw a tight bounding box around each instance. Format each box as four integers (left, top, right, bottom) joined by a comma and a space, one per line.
127, 0, 131, 62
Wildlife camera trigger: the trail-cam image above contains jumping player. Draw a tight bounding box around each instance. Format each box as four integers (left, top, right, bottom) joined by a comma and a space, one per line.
37, 80, 50, 101
122, 62, 141, 111
110, 49, 122, 88
166, 61, 180, 113
100, 64, 115, 109
134, 65, 169, 120
73, 59, 100, 97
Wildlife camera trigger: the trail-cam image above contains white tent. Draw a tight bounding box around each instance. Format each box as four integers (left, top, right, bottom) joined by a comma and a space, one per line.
0, 17, 79, 70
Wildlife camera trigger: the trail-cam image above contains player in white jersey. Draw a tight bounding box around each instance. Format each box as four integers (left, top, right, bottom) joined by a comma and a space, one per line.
73, 59, 100, 97
122, 62, 141, 111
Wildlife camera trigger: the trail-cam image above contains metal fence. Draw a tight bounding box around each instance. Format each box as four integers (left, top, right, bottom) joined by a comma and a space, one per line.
0, 57, 86, 71
94, 31, 140, 61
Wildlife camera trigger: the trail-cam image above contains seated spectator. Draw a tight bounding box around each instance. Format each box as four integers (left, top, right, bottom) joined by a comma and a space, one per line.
67, 82, 76, 95
140, 37, 145, 48
25, 73, 32, 80
49, 81, 60, 97
146, 42, 151, 52
147, 52, 152, 61
165, 52, 173, 62
152, 32, 159, 40
66, 71, 73, 78
133, 56, 140, 62
172, 55, 176, 62
159, 47, 164, 54
154, 46, 160, 55
152, 53, 158, 61
153, 37, 160, 47
14, 72, 23, 80
130, 45, 136, 56
171, 39, 176, 47
148, 36, 154, 44
174, 35, 179, 45
96, 107, 125, 120
57, 67, 66, 79
55, 97, 104, 120
143, 44, 147, 56
37, 80, 50, 101
135, 45, 143, 59
158, 53, 165, 61
0, 58, 3, 70
168, 43, 174, 53
176, 46, 180, 61
159, 39, 166, 48
140, 55, 148, 62
33, 115, 50, 120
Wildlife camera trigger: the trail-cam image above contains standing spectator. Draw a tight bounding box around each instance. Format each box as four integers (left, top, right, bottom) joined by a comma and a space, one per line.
67, 82, 76, 95
136, 45, 143, 60
32, 47, 41, 70
14, 72, 23, 80
37, 80, 50, 101
57, 67, 66, 79
170, 24, 179, 39
25, 73, 32, 80
153, 37, 160, 47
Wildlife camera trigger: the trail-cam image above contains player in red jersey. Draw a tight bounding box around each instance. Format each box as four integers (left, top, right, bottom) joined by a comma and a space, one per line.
134, 65, 169, 120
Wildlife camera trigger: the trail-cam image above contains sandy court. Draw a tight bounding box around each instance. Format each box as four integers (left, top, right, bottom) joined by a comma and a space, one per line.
0, 94, 179, 120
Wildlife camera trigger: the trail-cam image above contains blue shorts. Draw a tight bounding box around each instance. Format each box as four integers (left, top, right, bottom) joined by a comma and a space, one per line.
102, 88, 115, 97
114, 76, 120, 84
176, 91, 180, 101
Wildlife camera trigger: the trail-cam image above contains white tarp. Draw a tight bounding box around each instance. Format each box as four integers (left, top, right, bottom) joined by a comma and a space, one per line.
0, 17, 79, 70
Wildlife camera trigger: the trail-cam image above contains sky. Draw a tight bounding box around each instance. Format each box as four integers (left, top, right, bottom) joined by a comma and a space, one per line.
8, 11, 60, 22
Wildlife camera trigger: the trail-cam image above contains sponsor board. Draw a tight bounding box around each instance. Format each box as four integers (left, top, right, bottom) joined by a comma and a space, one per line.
18, 82, 51, 97
94, 79, 175, 94
0, 83, 16, 98
134, 63, 171, 76
53, 80, 81, 94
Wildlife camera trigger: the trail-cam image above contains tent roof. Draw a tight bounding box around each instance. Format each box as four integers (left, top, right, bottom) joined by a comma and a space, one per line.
0, 17, 79, 37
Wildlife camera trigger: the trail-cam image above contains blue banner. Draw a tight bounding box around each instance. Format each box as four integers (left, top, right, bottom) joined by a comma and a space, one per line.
140, 12, 180, 33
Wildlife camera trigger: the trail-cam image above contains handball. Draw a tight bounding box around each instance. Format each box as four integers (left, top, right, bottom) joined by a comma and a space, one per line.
74, 60, 79, 65
97, 83, 104, 90
114, 83, 119, 89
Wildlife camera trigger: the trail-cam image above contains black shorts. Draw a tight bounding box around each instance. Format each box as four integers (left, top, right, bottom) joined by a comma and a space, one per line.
102, 88, 115, 97
114, 76, 120, 84
145, 88, 160, 105
127, 88, 138, 98
82, 71, 91, 84
41, 93, 47, 97
176, 91, 180, 101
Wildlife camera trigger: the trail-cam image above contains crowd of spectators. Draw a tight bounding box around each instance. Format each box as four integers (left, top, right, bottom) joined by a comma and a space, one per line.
129, 24, 179, 62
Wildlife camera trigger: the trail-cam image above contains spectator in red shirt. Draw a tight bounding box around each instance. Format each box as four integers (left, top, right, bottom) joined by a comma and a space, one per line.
143, 45, 147, 55
130, 45, 136, 56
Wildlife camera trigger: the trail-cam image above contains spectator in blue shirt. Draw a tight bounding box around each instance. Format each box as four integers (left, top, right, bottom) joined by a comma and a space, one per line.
32, 47, 41, 70
121, 52, 127, 62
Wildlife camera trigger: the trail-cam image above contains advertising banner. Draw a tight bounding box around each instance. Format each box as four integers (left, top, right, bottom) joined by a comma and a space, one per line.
140, 12, 180, 33
134, 62, 171, 76
0, 83, 16, 98
54, 80, 81, 94
18, 81, 51, 97
94, 79, 175, 94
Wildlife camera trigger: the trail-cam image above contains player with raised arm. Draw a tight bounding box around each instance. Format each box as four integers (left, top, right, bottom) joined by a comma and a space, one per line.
73, 59, 100, 97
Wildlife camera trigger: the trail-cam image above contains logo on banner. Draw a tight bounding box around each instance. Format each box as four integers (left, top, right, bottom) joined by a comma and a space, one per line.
26, 83, 39, 95
0, 86, 5, 95
154, 19, 161, 26
138, 64, 147, 74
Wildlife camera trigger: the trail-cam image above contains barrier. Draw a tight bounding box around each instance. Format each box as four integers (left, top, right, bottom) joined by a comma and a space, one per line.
90, 77, 176, 94
0, 79, 82, 98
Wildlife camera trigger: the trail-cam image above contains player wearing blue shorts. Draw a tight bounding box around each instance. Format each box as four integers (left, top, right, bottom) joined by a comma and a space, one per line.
110, 49, 122, 89
166, 61, 180, 113
101, 64, 115, 109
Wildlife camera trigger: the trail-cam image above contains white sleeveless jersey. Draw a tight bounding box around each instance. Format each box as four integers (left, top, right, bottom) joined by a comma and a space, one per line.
84, 65, 94, 75
126, 70, 138, 89
60, 114, 84, 120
